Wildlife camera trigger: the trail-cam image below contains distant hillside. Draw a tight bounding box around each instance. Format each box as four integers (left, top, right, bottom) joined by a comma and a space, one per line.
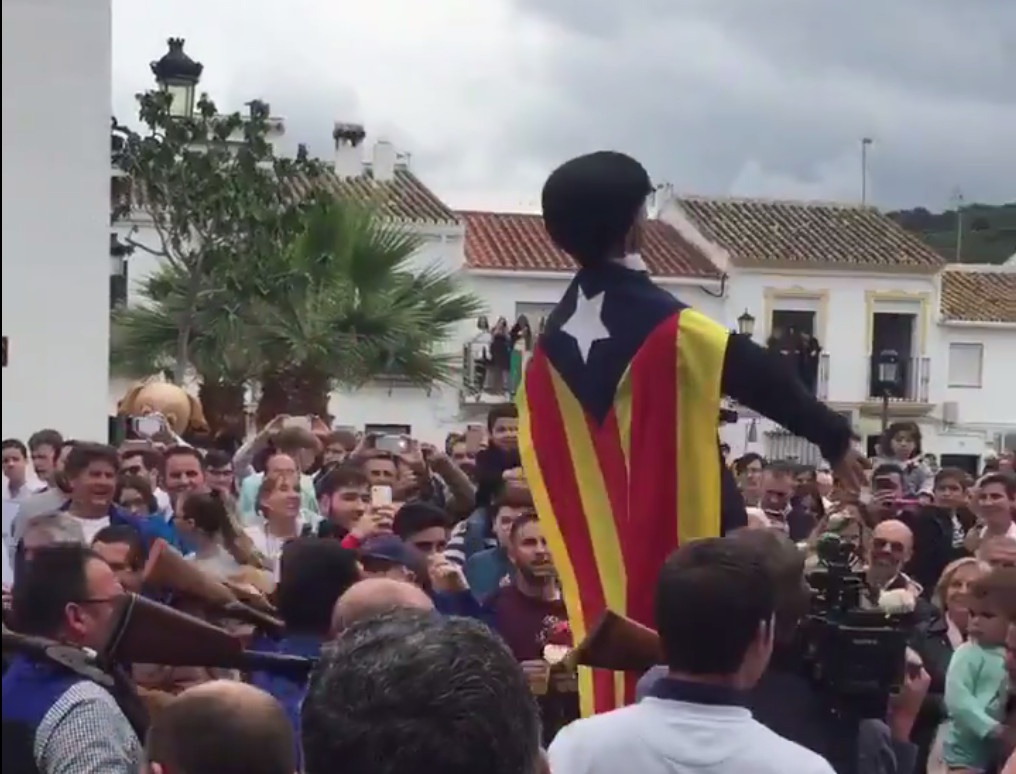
887, 202, 1016, 265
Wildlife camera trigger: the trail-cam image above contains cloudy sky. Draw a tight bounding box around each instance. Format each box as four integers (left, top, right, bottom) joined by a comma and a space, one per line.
113, 0, 1015, 213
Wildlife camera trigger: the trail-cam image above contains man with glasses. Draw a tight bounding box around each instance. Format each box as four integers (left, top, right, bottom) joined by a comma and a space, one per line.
866, 519, 919, 600
2, 544, 141, 773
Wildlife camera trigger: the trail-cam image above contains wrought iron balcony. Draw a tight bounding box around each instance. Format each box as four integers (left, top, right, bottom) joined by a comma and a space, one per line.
866, 354, 931, 403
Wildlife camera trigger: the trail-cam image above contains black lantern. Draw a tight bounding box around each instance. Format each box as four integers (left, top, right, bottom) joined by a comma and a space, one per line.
737, 309, 756, 337
151, 38, 203, 117
877, 348, 900, 387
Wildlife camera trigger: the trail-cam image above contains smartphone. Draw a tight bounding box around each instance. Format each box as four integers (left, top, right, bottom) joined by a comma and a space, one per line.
375, 435, 407, 454
132, 414, 163, 438
464, 426, 484, 454
370, 484, 393, 508
282, 416, 312, 431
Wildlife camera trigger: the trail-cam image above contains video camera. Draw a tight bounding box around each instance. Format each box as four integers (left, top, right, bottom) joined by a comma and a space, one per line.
799, 533, 914, 719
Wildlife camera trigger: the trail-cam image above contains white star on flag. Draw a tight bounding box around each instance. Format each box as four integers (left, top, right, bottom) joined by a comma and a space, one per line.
560, 287, 610, 362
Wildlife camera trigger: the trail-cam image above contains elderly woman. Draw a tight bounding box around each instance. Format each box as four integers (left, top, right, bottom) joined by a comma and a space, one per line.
909, 557, 989, 773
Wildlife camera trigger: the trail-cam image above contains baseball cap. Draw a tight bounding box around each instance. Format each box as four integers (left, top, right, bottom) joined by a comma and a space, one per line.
359, 535, 419, 568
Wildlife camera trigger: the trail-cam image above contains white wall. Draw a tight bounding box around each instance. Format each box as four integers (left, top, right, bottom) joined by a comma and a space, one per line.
936, 325, 1016, 429
726, 270, 937, 404
2, 0, 111, 442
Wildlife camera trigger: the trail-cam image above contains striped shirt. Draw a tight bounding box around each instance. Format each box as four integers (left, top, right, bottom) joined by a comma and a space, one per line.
444, 518, 496, 567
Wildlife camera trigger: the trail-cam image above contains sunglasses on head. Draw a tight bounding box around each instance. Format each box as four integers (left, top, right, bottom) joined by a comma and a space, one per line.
872, 537, 906, 553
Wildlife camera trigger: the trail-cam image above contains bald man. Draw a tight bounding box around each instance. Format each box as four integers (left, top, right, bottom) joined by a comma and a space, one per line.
867, 519, 918, 597
330, 577, 434, 636
145, 681, 295, 774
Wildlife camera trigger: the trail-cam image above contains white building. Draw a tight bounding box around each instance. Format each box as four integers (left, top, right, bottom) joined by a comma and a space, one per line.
935, 263, 1016, 457
2, 0, 112, 443
650, 194, 1015, 468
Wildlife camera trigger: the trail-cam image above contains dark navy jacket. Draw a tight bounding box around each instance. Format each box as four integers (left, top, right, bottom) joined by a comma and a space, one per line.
2, 656, 84, 774
249, 633, 323, 770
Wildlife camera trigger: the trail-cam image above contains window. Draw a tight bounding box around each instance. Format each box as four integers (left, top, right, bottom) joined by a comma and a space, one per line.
947, 342, 983, 388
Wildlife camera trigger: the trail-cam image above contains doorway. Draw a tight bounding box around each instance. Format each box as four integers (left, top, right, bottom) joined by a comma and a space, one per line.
870, 312, 915, 399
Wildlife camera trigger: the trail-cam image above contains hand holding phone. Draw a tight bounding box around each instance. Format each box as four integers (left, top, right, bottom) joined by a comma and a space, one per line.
375, 434, 410, 455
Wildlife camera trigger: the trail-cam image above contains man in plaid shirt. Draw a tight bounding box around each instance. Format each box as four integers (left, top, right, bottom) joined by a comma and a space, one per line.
2, 544, 142, 773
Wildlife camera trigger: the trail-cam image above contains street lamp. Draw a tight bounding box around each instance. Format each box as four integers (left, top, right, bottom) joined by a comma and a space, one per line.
877, 348, 900, 431
150, 38, 203, 118
737, 309, 756, 337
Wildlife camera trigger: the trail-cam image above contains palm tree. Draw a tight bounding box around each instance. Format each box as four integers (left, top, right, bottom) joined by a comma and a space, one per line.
111, 194, 483, 429
110, 262, 258, 436
249, 195, 483, 424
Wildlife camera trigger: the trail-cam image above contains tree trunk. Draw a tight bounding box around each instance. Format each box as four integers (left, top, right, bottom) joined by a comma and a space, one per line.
198, 379, 246, 438
173, 325, 189, 385
256, 365, 331, 429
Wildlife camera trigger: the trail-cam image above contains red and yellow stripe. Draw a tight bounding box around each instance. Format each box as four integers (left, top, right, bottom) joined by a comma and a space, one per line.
517, 307, 729, 716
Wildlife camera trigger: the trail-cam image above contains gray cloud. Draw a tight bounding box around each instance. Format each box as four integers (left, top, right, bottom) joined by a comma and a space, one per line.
492, 0, 1016, 208
114, 0, 1014, 211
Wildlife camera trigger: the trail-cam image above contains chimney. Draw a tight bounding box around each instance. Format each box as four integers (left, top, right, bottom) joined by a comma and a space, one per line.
332, 122, 366, 179
372, 139, 397, 182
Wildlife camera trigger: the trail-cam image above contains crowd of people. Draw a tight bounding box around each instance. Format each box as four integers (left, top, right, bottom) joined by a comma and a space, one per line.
0, 404, 1013, 774
1, 145, 1014, 774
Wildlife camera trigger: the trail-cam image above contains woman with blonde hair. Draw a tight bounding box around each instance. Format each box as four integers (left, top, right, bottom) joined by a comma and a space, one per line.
244, 472, 303, 577
911, 556, 989, 773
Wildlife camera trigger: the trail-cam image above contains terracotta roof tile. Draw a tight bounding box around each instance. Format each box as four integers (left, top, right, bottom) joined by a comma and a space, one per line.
459, 211, 722, 279
678, 196, 945, 270
287, 167, 456, 224
116, 167, 457, 225
940, 269, 1016, 323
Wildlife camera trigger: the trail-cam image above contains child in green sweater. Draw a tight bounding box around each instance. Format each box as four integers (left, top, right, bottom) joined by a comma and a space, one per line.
943, 569, 1014, 773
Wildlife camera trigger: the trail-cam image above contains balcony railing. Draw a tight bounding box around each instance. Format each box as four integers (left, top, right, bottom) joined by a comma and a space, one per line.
866, 354, 931, 403
460, 343, 520, 405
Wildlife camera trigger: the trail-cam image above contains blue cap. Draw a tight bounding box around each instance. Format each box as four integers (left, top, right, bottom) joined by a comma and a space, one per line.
359, 535, 418, 568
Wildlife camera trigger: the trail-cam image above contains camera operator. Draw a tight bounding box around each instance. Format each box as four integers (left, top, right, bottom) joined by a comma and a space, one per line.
638, 530, 929, 774
747, 529, 931, 774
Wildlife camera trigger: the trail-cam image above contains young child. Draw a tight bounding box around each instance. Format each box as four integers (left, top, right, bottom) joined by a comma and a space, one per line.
875, 421, 931, 497
943, 568, 1015, 773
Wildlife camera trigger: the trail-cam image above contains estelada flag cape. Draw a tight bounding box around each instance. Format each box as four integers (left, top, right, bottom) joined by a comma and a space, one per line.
516, 264, 729, 717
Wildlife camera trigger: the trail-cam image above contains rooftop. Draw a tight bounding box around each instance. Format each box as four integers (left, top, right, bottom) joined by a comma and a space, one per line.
677, 196, 946, 271
940, 268, 1016, 324
459, 211, 722, 279
288, 167, 457, 225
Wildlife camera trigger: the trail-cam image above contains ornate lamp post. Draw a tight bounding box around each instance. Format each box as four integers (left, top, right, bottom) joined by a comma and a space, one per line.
151, 38, 203, 117
737, 309, 756, 338
877, 349, 900, 431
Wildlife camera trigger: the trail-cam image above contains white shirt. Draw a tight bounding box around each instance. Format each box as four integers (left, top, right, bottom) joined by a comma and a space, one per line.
69, 515, 111, 544
2, 475, 46, 504
548, 697, 833, 774
980, 521, 1016, 540
187, 543, 245, 580
243, 524, 296, 580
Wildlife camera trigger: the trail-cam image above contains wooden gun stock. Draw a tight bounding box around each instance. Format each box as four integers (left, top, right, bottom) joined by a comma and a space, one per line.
143, 539, 283, 635
572, 610, 663, 674
99, 594, 312, 678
